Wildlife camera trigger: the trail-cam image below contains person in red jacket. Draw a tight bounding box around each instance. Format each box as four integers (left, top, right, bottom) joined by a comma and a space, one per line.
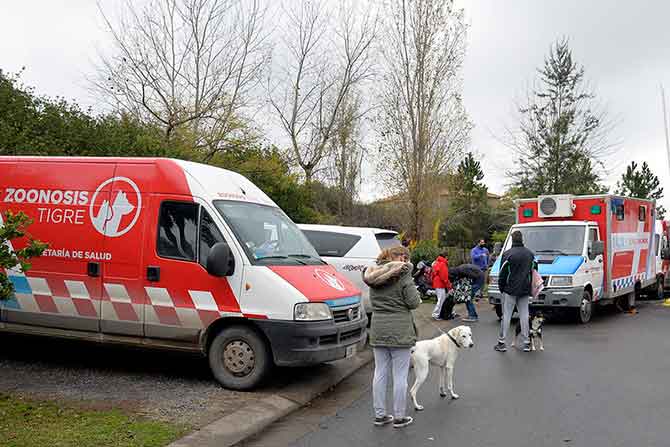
431, 252, 453, 320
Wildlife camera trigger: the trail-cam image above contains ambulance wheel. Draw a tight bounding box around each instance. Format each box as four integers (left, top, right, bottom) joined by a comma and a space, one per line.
575, 290, 592, 324
209, 326, 272, 390
494, 304, 503, 319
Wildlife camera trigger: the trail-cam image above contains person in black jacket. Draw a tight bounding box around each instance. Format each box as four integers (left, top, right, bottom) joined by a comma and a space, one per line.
495, 231, 537, 353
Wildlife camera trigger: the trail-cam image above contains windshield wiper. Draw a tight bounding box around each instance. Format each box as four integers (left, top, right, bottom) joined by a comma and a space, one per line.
288, 254, 326, 265
257, 255, 307, 265
535, 249, 569, 256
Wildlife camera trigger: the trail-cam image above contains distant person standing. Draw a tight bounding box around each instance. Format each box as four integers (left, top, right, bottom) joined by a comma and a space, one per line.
471, 239, 490, 272
431, 252, 453, 320
495, 231, 536, 353
470, 239, 489, 302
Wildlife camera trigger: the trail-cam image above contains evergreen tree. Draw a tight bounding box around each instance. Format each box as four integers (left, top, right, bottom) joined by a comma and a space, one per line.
441, 153, 491, 248
508, 39, 610, 196
615, 161, 665, 218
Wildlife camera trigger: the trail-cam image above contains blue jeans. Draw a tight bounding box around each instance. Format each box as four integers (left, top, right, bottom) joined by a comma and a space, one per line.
465, 299, 478, 319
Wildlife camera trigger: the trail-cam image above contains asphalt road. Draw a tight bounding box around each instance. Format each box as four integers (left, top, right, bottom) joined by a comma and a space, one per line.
242, 302, 670, 447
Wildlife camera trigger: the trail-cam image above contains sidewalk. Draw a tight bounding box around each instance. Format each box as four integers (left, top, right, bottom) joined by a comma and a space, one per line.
168, 301, 452, 447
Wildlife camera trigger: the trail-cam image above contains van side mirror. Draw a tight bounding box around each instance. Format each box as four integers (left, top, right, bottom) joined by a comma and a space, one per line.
588, 240, 604, 259
207, 242, 235, 277
662, 247, 670, 261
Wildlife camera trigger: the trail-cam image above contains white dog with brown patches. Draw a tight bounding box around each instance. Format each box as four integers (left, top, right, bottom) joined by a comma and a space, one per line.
409, 326, 474, 411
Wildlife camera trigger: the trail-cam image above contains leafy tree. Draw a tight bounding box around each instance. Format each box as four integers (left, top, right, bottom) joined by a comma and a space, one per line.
0, 211, 47, 300
615, 161, 666, 218
0, 70, 327, 223
507, 38, 612, 196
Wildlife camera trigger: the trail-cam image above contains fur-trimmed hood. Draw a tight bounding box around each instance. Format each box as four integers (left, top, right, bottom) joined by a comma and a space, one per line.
363, 261, 412, 289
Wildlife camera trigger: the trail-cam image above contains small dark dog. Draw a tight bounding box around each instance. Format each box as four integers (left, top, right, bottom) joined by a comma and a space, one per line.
512, 312, 545, 351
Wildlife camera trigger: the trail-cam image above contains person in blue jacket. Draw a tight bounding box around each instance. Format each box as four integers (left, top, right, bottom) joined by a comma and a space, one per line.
470, 239, 490, 311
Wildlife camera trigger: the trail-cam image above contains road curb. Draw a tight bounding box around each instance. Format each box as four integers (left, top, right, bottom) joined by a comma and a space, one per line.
167, 348, 373, 447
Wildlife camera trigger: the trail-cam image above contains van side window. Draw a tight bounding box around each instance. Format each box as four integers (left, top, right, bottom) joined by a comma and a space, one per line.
157, 201, 198, 261
199, 209, 226, 268
655, 234, 661, 256
302, 230, 361, 257
589, 228, 598, 242
639, 205, 646, 221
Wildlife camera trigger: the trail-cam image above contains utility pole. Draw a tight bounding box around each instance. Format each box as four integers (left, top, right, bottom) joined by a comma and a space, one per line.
662, 84, 670, 178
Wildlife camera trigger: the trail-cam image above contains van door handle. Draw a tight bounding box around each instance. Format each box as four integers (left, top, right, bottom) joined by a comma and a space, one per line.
147, 266, 161, 282
87, 262, 100, 277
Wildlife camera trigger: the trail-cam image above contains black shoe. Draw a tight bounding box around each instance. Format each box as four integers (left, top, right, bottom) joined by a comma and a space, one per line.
374, 415, 394, 426
393, 417, 414, 428
523, 343, 531, 352
494, 342, 507, 352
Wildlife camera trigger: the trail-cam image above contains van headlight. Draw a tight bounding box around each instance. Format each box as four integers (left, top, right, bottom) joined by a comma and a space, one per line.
550, 276, 573, 287
294, 303, 332, 321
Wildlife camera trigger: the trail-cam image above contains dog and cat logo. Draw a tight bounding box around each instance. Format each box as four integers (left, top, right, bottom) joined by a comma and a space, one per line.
90, 177, 141, 238
314, 269, 345, 291
2, 177, 141, 238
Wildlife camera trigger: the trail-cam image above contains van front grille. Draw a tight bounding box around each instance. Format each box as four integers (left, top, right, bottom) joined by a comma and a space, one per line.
340, 328, 362, 343
332, 305, 360, 323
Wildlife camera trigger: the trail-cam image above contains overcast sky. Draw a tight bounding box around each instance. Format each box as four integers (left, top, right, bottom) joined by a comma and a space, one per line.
2, 0, 670, 209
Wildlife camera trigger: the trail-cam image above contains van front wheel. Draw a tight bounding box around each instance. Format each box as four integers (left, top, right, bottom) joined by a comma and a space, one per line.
209, 326, 272, 390
574, 290, 592, 324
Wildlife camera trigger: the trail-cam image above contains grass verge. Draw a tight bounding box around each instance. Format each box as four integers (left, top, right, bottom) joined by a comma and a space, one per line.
0, 394, 188, 447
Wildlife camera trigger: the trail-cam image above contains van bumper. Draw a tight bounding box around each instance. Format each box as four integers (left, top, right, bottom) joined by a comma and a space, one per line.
254, 316, 368, 367
489, 287, 583, 308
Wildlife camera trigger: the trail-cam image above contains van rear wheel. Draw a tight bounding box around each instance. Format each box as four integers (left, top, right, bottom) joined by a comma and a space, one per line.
209, 326, 272, 390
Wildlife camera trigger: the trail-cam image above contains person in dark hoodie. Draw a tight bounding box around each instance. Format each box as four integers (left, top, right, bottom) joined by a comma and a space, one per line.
449, 263, 484, 322
495, 231, 537, 352
363, 245, 420, 429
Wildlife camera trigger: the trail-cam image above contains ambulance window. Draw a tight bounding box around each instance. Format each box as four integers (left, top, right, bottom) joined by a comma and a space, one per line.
157, 201, 198, 261
615, 204, 624, 221
639, 206, 646, 221
199, 209, 225, 268
589, 228, 598, 242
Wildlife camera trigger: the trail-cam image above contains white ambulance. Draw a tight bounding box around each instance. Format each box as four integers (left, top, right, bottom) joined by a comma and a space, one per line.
0, 157, 366, 389
488, 194, 663, 324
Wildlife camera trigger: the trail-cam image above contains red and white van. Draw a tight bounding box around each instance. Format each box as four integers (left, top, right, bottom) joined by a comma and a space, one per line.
489, 194, 663, 323
0, 157, 366, 389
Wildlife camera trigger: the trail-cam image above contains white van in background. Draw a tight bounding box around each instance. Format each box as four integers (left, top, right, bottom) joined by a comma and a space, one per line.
298, 225, 400, 319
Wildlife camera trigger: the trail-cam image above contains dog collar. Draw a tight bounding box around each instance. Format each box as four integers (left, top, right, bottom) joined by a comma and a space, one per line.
447, 333, 462, 349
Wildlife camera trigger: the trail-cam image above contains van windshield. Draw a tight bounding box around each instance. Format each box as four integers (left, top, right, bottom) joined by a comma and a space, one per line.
214, 200, 322, 265
504, 225, 586, 256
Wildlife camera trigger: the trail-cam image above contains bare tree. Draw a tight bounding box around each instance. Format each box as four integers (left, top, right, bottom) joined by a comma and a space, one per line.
376, 0, 472, 239
268, 0, 378, 184
327, 90, 366, 218
93, 0, 270, 159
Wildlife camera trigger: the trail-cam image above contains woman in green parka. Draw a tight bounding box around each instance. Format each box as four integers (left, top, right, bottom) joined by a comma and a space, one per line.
363, 245, 421, 429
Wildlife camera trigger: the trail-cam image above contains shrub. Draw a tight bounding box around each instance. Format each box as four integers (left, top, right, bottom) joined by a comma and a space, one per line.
410, 240, 441, 266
